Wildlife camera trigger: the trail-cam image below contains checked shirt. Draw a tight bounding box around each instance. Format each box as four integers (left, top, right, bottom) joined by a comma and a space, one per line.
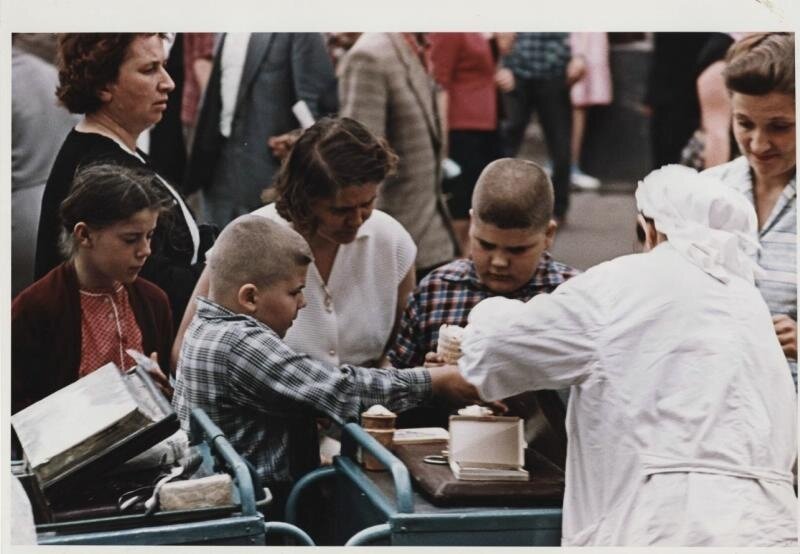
389, 254, 579, 369
502, 32, 571, 80
173, 298, 431, 486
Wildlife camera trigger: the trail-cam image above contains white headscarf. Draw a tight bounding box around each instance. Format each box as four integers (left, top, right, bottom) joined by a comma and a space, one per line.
635, 165, 765, 284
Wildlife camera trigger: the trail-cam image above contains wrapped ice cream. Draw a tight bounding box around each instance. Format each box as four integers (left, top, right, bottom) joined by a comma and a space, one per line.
361, 404, 397, 429
437, 324, 465, 364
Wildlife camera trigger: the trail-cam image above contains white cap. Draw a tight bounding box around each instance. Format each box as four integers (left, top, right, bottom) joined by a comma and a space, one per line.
635, 165, 764, 284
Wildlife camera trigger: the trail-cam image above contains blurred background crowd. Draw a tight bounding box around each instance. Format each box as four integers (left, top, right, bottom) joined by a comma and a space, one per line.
9, 31, 776, 297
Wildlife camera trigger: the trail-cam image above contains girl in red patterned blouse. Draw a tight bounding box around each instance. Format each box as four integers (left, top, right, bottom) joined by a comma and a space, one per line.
12, 163, 174, 413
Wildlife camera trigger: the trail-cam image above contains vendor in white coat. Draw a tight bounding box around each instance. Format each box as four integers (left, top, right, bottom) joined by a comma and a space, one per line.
459, 165, 797, 547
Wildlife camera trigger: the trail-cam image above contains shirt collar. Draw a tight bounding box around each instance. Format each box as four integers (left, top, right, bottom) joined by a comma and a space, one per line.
196, 297, 277, 335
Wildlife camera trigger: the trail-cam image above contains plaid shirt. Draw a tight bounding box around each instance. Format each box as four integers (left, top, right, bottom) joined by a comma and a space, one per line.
173, 298, 431, 486
503, 32, 571, 80
389, 254, 579, 368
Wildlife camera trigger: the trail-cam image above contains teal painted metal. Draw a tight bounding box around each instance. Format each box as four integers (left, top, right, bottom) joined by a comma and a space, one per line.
389, 509, 562, 546
263, 521, 315, 545
34, 409, 267, 545
37, 515, 265, 545
334, 423, 563, 546
334, 456, 398, 520
189, 408, 257, 516
344, 523, 391, 546
340, 423, 414, 513
284, 465, 336, 525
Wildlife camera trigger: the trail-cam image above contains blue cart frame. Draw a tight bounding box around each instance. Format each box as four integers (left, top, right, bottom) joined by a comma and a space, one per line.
32, 408, 313, 546
286, 422, 563, 546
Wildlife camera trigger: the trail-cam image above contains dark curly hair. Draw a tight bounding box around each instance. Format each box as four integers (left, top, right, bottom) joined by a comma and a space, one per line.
724, 32, 794, 96
56, 33, 166, 114
270, 117, 398, 236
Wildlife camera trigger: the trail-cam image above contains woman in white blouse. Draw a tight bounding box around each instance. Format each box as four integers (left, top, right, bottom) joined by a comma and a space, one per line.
173, 117, 416, 369
256, 117, 416, 367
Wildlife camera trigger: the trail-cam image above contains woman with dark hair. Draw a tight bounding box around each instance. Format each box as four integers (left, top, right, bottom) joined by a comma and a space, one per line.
704, 32, 796, 384
13, 163, 173, 414
174, 117, 416, 372
34, 33, 213, 325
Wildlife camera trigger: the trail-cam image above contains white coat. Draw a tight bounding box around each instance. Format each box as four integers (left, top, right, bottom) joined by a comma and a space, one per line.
460, 243, 797, 546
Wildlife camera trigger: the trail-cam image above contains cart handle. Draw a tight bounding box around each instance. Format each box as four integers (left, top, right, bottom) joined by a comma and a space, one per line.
340, 423, 414, 514
344, 523, 391, 546
284, 466, 336, 525
263, 521, 315, 546
189, 409, 257, 516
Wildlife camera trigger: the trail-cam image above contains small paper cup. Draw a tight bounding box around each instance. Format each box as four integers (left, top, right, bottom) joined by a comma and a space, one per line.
362, 429, 395, 471
361, 413, 397, 430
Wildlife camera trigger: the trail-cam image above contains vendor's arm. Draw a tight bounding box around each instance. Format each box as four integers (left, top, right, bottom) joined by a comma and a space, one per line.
460, 279, 599, 401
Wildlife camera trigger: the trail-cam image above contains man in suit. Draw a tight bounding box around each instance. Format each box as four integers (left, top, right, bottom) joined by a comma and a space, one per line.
338, 33, 457, 277
185, 33, 337, 229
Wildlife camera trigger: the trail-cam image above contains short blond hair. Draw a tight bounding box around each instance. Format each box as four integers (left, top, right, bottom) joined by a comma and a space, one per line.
207, 215, 313, 297
472, 158, 554, 230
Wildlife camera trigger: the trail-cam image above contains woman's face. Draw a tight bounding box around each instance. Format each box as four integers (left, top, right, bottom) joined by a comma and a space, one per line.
731, 91, 796, 185
99, 35, 175, 135
309, 183, 379, 245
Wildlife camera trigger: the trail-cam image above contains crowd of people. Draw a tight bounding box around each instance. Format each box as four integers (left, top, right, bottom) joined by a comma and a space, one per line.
9, 31, 797, 547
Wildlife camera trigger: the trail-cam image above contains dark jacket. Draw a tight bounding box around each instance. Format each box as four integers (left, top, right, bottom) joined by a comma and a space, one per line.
12, 262, 173, 414
34, 129, 214, 323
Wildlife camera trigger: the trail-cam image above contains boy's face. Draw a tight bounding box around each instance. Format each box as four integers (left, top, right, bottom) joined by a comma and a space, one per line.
250, 264, 308, 338
469, 215, 556, 294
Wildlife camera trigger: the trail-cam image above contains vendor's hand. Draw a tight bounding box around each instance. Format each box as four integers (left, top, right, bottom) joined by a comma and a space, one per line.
423, 351, 447, 368
566, 55, 587, 87
428, 364, 484, 406
773, 315, 797, 360
148, 352, 173, 400
267, 129, 302, 160
495, 67, 515, 93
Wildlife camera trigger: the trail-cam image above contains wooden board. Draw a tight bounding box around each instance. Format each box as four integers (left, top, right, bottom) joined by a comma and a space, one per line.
392, 442, 565, 507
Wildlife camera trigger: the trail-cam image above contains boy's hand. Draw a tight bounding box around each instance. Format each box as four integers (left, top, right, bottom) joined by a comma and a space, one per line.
423, 351, 447, 367
148, 352, 174, 400
428, 365, 509, 415
428, 364, 483, 406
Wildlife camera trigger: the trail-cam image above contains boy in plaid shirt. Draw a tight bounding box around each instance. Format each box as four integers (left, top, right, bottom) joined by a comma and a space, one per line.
173, 215, 479, 516
389, 158, 578, 442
